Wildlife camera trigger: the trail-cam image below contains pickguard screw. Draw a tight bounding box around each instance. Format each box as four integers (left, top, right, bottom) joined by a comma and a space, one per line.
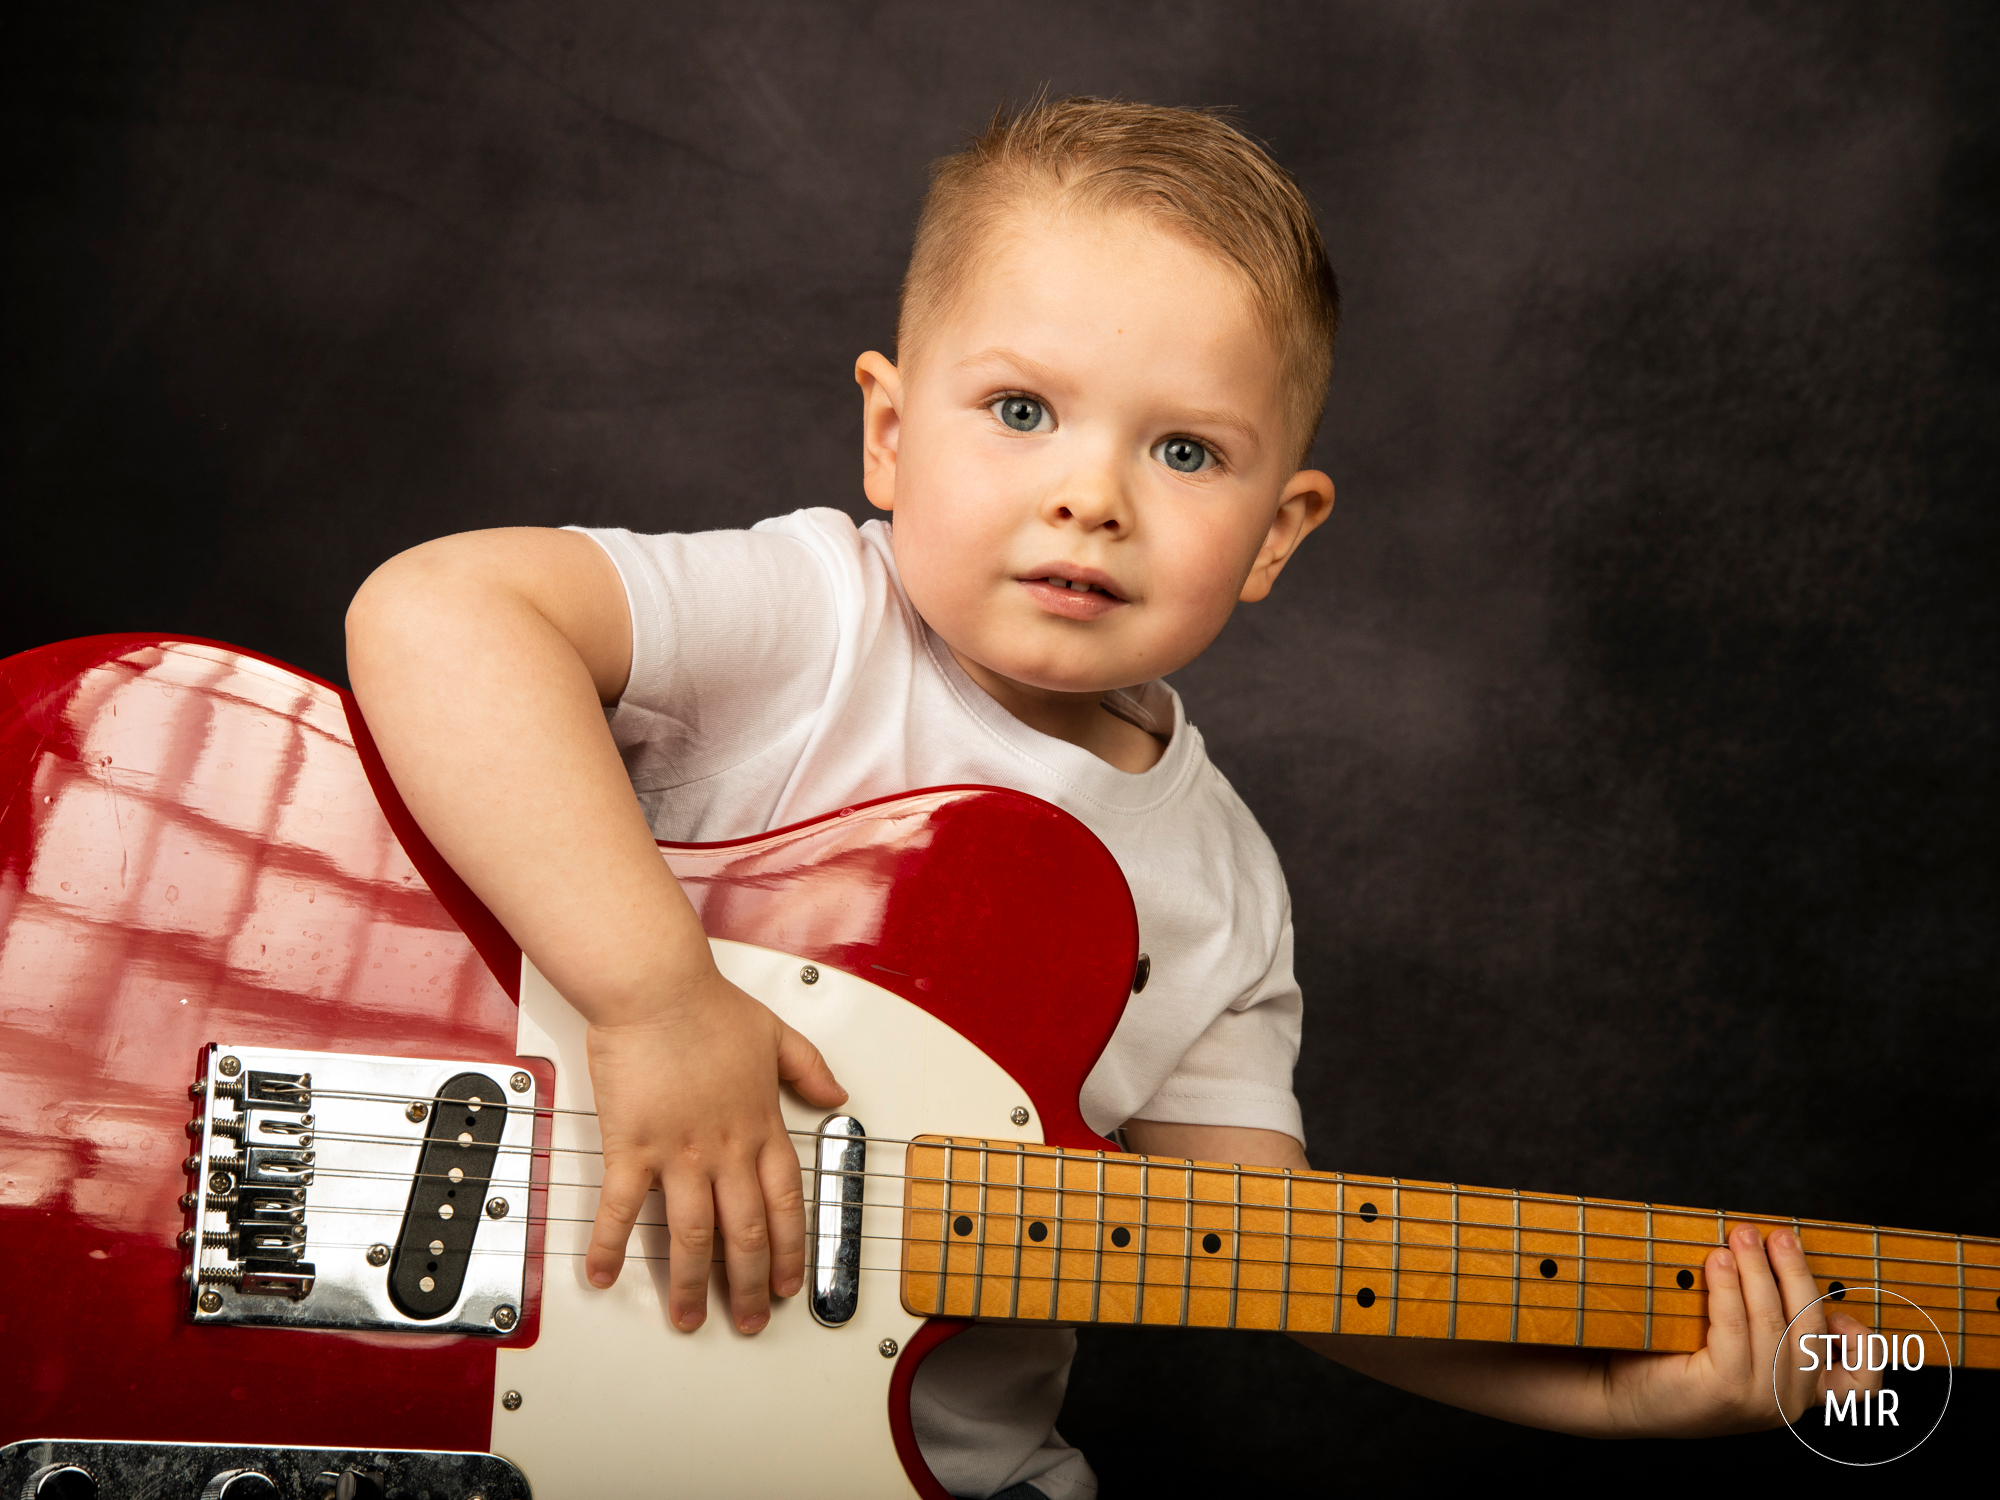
510, 1071, 531, 1093
1010, 1107, 1030, 1127
406, 1101, 429, 1122
501, 1390, 523, 1411
486, 1197, 509, 1219
878, 1337, 899, 1358
198, 1288, 224, 1314
218, 1055, 242, 1077
366, 1243, 391, 1267
209, 1171, 233, 1195
800, 964, 819, 985
493, 1304, 518, 1331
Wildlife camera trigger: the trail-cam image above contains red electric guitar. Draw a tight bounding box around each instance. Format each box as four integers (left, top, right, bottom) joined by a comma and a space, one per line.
2, 637, 1994, 1499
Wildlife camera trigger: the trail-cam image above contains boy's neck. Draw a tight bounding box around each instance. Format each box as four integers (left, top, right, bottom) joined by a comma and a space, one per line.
946, 645, 1165, 775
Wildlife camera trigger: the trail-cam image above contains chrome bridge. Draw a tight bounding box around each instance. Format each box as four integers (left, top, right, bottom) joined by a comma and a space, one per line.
181, 1044, 536, 1335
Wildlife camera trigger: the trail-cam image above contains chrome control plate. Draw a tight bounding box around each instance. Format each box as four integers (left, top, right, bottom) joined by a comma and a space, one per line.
184, 1043, 535, 1335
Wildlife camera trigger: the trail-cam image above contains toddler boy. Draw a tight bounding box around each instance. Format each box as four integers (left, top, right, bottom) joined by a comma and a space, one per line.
348, 98, 1864, 1498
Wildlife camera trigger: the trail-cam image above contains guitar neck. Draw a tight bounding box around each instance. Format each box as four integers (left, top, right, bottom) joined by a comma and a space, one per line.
900, 1138, 2000, 1369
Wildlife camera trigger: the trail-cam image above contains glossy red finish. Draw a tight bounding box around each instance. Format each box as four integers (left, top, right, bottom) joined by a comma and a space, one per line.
0, 637, 522, 1451
2, 636, 1139, 1491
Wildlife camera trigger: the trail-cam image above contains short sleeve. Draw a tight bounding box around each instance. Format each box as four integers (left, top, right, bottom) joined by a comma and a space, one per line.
1131, 916, 1306, 1145
572, 524, 840, 794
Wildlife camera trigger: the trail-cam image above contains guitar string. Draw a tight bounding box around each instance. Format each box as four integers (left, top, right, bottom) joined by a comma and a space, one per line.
227, 1120, 1992, 1264
216, 1223, 1970, 1334
290, 1088, 1992, 1248
223, 1179, 1986, 1304
258, 1142, 1993, 1276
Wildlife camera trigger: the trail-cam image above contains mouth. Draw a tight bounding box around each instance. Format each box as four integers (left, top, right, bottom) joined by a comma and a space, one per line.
1019, 565, 1126, 602
1017, 564, 1128, 621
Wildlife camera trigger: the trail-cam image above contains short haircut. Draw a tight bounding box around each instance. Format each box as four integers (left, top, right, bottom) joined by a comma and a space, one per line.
897, 96, 1340, 464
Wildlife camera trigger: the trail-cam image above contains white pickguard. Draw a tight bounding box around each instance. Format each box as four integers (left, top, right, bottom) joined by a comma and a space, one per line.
491, 941, 1042, 1498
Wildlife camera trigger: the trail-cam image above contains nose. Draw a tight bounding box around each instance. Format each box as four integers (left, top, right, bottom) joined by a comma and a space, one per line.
1039, 453, 1133, 535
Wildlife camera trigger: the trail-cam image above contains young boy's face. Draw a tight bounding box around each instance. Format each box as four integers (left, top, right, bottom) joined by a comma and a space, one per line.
857, 206, 1332, 704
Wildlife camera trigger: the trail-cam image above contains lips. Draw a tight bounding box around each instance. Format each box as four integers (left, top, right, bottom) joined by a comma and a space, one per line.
1018, 563, 1127, 621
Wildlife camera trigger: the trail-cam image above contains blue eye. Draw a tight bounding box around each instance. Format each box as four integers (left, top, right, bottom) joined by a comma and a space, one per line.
998, 397, 1046, 432
1156, 436, 1212, 473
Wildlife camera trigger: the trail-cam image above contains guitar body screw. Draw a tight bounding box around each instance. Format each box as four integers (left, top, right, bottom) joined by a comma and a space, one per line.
209, 1171, 233, 1195
217, 1056, 242, 1077
878, 1338, 899, 1358
510, 1071, 532, 1093
366, 1244, 391, 1267
406, 1101, 429, 1122
486, 1197, 509, 1219
1010, 1107, 1030, 1127
197, 1288, 224, 1314
501, 1390, 523, 1411
801, 965, 820, 985
493, 1304, 518, 1331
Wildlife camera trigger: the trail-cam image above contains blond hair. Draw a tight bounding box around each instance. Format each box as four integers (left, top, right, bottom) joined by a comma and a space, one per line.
897, 96, 1340, 464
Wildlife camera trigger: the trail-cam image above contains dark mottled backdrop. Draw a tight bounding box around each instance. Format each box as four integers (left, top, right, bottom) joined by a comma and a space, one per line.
7, 1, 1995, 1488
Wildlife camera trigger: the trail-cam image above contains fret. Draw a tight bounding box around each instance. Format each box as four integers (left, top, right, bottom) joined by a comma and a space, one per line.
1187, 1160, 1234, 1328
1571, 1196, 1585, 1346
1651, 1205, 1712, 1353
1957, 1235, 1967, 1369
1880, 1225, 1958, 1365
1509, 1191, 1521, 1343
1454, 1176, 1514, 1342
1340, 1174, 1393, 1336
1088, 1155, 1105, 1325
1388, 1180, 1402, 1338
1053, 1150, 1097, 1323
1279, 1169, 1293, 1332
1099, 1153, 1143, 1324
1396, 1178, 1452, 1339
1177, 1161, 1193, 1327
1227, 1164, 1242, 1330
1447, 1183, 1460, 1341
1517, 1190, 1582, 1346
971, 1141, 991, 1318
1643, 1205, 1654, 1350
1286, 1169, 1338, 1333
1580, 1196, 1647, 1351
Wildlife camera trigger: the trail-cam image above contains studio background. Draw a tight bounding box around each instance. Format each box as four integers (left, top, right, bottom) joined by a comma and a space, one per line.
7, 1, 1994, 1488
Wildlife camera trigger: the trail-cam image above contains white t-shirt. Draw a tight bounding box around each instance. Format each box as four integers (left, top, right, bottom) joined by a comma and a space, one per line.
579, 509, 1305, 1500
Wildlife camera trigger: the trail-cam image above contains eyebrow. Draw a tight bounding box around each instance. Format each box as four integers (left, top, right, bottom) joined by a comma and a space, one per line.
955, 346, 1266, 458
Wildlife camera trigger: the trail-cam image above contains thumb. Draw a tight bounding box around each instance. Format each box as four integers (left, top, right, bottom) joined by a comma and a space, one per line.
777, 1019, 848, 1107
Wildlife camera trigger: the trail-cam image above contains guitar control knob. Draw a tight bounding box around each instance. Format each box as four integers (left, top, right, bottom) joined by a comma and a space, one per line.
26, 1465, 97, 1500
199, 1470, 279, 1500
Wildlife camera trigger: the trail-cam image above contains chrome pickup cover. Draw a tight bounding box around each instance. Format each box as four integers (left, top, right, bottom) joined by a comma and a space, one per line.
183, 1044, 535, 1335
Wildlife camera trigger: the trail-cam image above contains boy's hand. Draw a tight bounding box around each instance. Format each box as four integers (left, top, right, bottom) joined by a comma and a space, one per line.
1597, 1223, 1878, 1434
583, 970, 847, 1335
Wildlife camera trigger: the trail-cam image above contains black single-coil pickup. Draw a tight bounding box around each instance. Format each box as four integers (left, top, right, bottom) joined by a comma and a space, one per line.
388, 1072, 508, 1319
243, 1070, 312, 1111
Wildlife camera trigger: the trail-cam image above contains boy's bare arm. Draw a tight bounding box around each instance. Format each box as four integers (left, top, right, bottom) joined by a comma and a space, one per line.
1121, 1119, 1874, 1436
346, 528, 845, 1336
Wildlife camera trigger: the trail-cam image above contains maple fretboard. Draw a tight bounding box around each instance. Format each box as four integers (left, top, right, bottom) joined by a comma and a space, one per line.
900, 1138, 2000, 1368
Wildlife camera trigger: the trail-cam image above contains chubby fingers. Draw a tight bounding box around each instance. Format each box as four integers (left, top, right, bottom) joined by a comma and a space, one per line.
585, 1152, 657, 1291
661, 1167, 718, 1332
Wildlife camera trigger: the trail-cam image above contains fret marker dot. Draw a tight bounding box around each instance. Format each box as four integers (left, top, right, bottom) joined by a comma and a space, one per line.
1028, 1221, 1048, 1242
1202, 1232, 1222, 1254
1358, 1202, 1378, 1223
1355, 1286, 1375, 1308
1676, 1269, 1694, 1290
953, 1215, 973, 1237
1111, 1227, 1131, 1248
1828, 1281, 1846, 1301
1539, 1258, 1558, 1279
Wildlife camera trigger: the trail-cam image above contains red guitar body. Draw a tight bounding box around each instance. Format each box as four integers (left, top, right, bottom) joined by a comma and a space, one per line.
0, 637, 1138, 1497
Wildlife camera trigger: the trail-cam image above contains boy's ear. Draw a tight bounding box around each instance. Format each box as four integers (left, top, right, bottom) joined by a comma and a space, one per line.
1239, 469, 1334, 603
855, 351, 903, 513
